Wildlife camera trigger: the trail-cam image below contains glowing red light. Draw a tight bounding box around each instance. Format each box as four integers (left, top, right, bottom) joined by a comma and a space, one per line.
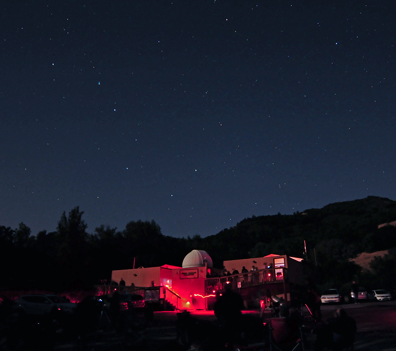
193, 294, 217, 299
120, 302, 129, 311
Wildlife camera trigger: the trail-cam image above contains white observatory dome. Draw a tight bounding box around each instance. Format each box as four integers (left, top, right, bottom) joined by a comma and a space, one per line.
182, 249, 213, 268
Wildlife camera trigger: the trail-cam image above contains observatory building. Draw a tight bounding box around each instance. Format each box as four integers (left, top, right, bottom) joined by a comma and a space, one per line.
111, 250, 304, 310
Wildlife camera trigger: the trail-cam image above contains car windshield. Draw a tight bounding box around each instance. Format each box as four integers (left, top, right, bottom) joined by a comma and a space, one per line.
119, 294, 133, 302
323, 289, 338, 295
375, 290, 388, 294
119, 294, 144, 301
47, 295, 69, 303
130, 294, 144, 300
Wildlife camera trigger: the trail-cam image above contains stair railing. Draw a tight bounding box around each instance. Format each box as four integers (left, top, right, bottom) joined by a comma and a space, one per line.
164, 286, 181, 310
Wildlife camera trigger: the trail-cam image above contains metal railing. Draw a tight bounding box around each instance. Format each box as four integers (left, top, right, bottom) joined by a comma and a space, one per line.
205, 268, 288, 294
164, 286, 181, 310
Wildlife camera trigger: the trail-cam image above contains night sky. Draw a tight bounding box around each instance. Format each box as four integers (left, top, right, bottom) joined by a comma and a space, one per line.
1, 0, 395, 238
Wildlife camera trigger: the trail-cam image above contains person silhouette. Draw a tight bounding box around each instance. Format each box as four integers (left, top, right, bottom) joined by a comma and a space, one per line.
314, 308, 357, 351
214, 282, 245, 344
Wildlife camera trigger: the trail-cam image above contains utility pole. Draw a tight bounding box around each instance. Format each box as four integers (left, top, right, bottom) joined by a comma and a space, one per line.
303, 240, 308, 261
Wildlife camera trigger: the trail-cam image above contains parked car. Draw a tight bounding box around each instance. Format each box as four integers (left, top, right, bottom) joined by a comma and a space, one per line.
350, 287, 368, 301
368, 289, 392, 301
0, 295, 17, 321
95, 293, 145, 312
320, 289, 342, 304
15, 294, 77, 316
93, 295, 110, 309
119, 293, 145, 311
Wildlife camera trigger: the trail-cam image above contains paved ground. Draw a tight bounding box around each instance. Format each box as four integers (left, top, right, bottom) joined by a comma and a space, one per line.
54, 301, 396, 350
148, 302, 396, 351
333, 301, 396, 351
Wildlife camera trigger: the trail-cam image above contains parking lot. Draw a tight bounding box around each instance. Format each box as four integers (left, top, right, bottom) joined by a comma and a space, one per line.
145, 301, 396, 351
5, 298, 388, 350
58, 300, 395, 351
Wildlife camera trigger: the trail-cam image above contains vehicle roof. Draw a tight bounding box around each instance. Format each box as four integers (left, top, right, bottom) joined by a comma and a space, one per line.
17, 294, 72, 302
322, 289, 339, 293
18, 294, 59, 297
119, 293, 144, 300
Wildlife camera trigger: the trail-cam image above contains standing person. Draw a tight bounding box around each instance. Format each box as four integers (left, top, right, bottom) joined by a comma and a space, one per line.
214, 282, 245, 344
314, 308, 357, 351
119, 278, 126, 292
242, 266, 249, 285
352, 281, 359, 304
250, 266, 256, 284
305, 282, 322, 322
241, 266, 248, 273
253, 265, 259, 284
109, 290, 121, 329
222, 266, 229, 276
232, 268, 239, 288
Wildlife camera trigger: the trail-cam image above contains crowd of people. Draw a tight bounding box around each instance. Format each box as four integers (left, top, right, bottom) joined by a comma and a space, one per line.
0, 290, 149, 351
1, 278, 359, 351
211, 280, 357, 351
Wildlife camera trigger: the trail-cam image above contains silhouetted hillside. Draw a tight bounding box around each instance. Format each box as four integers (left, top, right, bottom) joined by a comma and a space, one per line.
199, 196, 396, 291
202, 196, 396, 266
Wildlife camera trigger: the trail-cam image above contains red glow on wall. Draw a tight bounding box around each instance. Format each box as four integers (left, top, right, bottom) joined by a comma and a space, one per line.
163, 279, 172, 288
165, 286, 180, 298
193, 293, 217, 299
260, 299, 265, 309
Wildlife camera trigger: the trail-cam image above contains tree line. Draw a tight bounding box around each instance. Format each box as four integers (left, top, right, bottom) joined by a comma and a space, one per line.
2, 196, 396, 294
0, 207, 194, 292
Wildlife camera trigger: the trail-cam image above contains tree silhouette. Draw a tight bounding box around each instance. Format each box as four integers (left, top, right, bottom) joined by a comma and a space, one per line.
0, 226, 16, 287
56, 206, 89, 289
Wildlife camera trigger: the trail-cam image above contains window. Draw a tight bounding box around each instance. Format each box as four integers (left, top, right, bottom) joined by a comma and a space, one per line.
274, 258, 285, 268
275, 268, 284, 280
22, 296, 49, 304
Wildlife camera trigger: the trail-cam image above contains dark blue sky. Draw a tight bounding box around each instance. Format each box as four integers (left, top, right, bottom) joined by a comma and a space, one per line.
1, 0, 395, 238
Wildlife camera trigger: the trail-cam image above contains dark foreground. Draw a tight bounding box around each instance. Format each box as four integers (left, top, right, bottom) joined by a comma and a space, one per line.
2, 300, 395, 350
50, 301, 396, 351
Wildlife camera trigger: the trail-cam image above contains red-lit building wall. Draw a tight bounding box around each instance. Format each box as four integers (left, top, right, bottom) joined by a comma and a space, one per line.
223, 254, 288, 273
112, 265, 209, 310
173, 267, 208, 310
